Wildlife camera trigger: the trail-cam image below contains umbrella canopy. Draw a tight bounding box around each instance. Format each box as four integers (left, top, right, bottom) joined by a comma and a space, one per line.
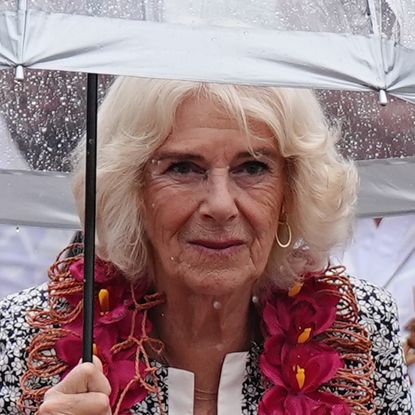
1, 0, 415, 98
0, 0, 414, 229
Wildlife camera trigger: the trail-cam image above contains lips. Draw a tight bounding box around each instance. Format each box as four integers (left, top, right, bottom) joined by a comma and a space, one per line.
189, 239, 245, 250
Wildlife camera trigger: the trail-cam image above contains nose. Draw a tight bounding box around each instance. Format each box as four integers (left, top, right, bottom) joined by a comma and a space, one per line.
199, 168, 238, 224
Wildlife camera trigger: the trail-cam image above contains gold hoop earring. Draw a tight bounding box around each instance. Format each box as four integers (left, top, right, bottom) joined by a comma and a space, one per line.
276, 217, 292, 248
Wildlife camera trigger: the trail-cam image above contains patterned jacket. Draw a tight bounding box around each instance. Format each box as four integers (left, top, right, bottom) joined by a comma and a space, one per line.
0, 278, 413, 414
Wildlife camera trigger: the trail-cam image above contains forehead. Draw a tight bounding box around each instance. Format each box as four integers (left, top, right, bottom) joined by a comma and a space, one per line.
173, 95, 273, 139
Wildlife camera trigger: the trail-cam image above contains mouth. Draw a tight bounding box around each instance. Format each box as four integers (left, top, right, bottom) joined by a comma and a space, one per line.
188, 239, 245, 253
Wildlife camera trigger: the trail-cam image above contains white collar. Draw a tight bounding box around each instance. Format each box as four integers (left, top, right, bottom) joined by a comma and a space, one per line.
167, 351, 249, 415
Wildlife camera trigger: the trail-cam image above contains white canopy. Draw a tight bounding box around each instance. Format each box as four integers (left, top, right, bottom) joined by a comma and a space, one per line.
1, 1, 415, 100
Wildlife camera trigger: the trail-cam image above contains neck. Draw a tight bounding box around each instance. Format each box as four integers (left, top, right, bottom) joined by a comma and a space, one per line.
149, 280, 257, 393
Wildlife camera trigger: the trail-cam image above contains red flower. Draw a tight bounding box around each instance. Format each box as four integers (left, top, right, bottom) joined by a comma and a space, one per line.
261, 341, 343, 392
56, 325, 119, 374
259, 386, 351, 415
54, 258, 152, 413
261, 334, 285, 370
66, 258, 150, 332
70, 257, 118, 284
259, 386, 316, 415
259, 386, 289, 414
259, 275, 351, 415
308, 392, 352, 415
106, 359, 148, 411
68, 258, 140, 315
263, 280, 339, 343
55, 332, 83, 370
259, 340, 350, 414
56, 329, 147, 411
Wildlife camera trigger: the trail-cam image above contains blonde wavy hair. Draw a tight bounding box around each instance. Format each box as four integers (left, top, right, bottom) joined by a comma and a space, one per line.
72, 77, 358, 288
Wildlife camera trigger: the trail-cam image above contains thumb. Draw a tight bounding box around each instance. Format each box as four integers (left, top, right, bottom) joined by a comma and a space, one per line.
92, 355, 105, 372
54, 356, 111, 396
77, 355, 105, 373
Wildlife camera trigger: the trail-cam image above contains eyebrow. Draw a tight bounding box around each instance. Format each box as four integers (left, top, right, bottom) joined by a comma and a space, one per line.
154, 147, 278, 162
237, 148, 278, 159
155, 152, 205, 162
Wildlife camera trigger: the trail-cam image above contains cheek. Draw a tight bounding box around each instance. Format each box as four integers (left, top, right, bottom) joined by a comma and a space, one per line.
243, 183, 284, 233
239, 183, 284, 264
143, 179, 200, 247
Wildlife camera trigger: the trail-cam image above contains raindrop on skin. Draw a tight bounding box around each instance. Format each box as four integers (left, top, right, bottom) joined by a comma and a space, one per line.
213, 301, 222, 310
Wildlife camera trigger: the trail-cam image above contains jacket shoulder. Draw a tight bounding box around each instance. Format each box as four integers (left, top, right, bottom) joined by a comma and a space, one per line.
349, 276, 414, 413
0, 284, 49, 414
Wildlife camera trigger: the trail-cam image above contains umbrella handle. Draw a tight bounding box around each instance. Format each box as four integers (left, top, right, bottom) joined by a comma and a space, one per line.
83, 73, 98, 363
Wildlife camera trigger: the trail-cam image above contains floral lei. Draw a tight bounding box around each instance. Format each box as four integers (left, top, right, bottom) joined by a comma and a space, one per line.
260, 275, 353, 415
20, 247, 376, 414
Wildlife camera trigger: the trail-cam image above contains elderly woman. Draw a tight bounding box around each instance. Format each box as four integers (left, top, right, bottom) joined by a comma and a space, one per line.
0, 78, 413, 415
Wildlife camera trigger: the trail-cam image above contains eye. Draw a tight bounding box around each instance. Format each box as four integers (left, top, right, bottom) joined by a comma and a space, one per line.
166, 161, 205, 176
234, 161, 270, 176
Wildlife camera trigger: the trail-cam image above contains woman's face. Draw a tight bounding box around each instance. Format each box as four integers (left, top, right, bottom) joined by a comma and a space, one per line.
143, 97, 286, 296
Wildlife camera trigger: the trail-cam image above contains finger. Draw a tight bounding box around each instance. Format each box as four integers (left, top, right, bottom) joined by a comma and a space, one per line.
407, 353, 415, 366
404, 345, 415, 365
403, 343, 410, 354
51, 361, 111, 396
77, 356, 105, 372
39, 391, 111, 415
92, 355, 104, 372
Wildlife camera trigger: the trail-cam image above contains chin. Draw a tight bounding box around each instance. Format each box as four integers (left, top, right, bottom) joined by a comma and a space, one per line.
180, 268, 257, 297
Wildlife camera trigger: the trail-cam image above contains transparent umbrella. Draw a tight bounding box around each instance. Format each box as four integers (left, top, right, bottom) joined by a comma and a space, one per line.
0, 0, 414, 363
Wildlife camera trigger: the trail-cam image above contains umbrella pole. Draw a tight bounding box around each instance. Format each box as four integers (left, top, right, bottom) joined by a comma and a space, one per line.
83, 73, 98, 363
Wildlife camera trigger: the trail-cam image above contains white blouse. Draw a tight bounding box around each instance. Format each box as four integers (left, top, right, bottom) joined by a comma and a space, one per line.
168, 352, 248, 415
